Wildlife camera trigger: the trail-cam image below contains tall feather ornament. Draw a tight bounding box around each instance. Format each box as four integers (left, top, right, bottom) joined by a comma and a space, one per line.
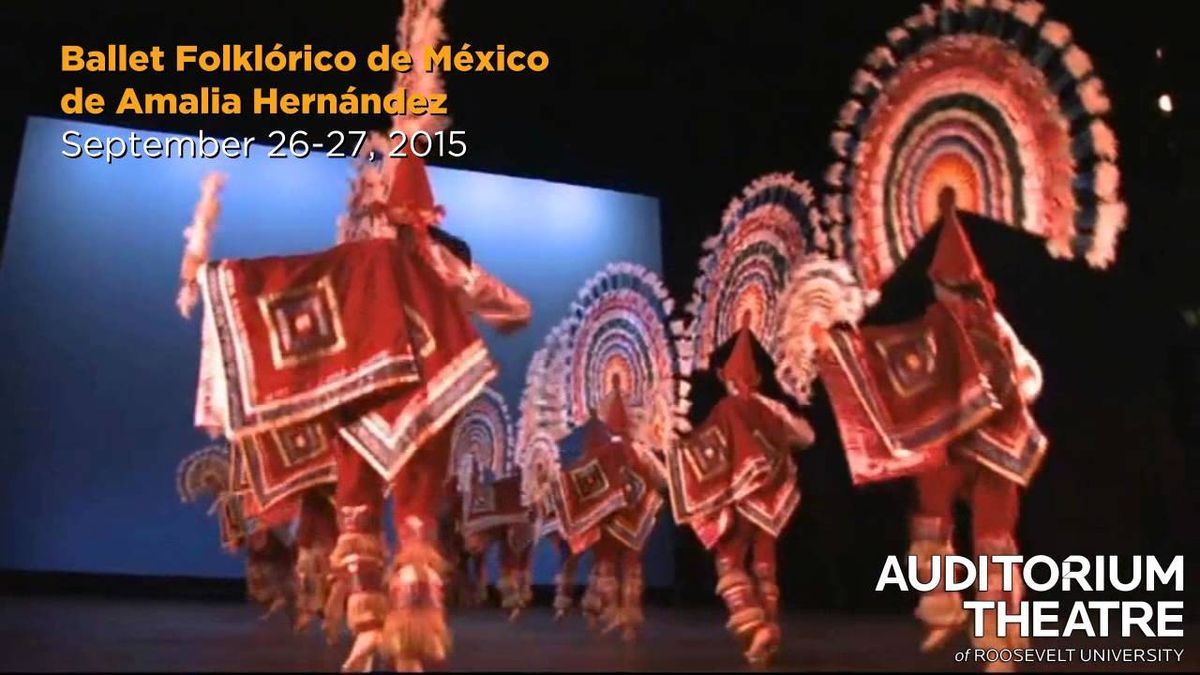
393, 0, 450, 137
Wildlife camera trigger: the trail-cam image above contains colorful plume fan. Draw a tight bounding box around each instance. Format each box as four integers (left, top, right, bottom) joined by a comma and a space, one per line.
823, 0, 1127, 293
176, 443, 233, 504
776, 255, 870, 404
687, 173, 819, 371
548, 263, 689, 449
450, 387, 515, 494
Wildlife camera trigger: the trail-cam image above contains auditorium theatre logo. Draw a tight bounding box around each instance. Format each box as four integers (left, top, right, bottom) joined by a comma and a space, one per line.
876, 555, 1186, 663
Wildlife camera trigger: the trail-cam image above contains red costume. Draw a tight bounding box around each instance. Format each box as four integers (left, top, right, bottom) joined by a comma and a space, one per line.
555, 385, 664, 641
537, 263, 684, 642
516, 425, 579, 620
805, 2, 1127, 669
177, 443, 340, 639
796, 198, 1046, 667
668, 320, 814, 664
179, 144, 531, 670
457, 465, 535, 619
906, 195, 1045, 657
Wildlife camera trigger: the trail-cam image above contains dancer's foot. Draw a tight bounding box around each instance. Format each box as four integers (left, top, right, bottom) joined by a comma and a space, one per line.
258, 597, 287, 622
507, 607, 522, 623
553, 607, 568, 622
621, 625, 637, 643
920, 626, 957, 653
324, 624, 341, 647
744, 624, 779, 666
394, 657, 424, 672
293, 612, 316, 634
600, 613, 622, 636
341, 630, 380, 673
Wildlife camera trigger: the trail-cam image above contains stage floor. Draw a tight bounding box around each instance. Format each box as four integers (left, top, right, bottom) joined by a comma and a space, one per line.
0, 595, 1194, 672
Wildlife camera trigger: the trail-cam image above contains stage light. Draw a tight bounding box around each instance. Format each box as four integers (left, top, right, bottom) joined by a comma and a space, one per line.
1156, 47, 1164, 60
1158, 93, 1174, 115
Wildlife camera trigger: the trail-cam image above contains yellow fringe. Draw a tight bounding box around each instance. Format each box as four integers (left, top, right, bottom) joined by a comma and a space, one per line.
380, 541, 452, 665
331, 533, 387, 566
347, 592, 389, 633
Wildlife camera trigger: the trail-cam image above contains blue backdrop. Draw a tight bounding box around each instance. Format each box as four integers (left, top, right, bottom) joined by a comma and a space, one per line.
0, 116, 672, 587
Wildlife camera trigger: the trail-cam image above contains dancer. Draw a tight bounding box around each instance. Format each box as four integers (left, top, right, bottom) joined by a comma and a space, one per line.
178, 443, 337, 634
667, 315, 815, 665
177, 444, 290, 620
178, 129, 530, 675
176, 1, 533, 669
446, 388, 534, 619
180, 152, 530, 671
542, 264, 685, 643
523, 435, 580, 620
781, 2, 1127, 670
457, 461, 536, 620
904, 191, 1045, 659
515, 339, 582, 620
562, 380, 664, 641
671, 170, 822, 664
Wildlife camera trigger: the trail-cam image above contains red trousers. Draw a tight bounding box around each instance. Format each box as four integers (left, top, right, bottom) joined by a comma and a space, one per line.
593, 531, 640, 577
714, 513, 777, 572
294, 489, 338, 549
500, 532, 532, 578
912, 459, 1019, 543
333, 426, 453, 543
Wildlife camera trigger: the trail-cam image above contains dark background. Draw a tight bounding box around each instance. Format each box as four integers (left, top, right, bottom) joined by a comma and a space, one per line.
0, 1, 1195, 610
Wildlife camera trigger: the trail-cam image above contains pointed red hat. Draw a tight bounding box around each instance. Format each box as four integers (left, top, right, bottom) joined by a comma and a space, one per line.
927, 188, 994, 300
603, 386, 632, 436
720, 327, 762, 394
387, 155, 445, 229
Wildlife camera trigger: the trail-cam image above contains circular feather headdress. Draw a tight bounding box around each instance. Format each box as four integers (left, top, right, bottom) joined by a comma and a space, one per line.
545, 263, 688, 449
687, 173, 821, 371
822, 0, 1127, 293
176, 443, 233, 504
449, 387, 515, 493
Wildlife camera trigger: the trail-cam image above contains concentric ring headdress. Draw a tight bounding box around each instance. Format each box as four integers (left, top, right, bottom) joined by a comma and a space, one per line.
177, 443, 234, 504
822, 0, 1127, 293
449, 387, 515, 494
687, 174, 820, 371
545, 263, 688, 450
176, 442, 249, 549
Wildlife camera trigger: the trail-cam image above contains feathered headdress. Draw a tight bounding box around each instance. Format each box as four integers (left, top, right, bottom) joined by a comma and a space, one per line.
823, 0, 1127, 294
337, 0, 451, 244
686, 173, 819, 373
449, 387, 515, 494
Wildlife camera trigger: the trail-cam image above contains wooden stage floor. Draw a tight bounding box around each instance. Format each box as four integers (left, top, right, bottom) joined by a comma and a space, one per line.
0, 595, 1194, 672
